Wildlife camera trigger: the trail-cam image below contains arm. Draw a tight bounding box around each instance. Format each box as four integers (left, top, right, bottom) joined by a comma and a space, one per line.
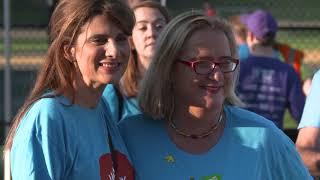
287, 68, 305, 123
296, 127, 320, 176
296, 70, 320, 176
10, 99, 66, 179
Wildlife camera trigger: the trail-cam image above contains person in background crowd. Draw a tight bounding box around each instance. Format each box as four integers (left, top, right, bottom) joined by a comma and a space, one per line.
118, 10, 311, 179
125, 0, 145, 8
228, 12, 311, 96
229, 13, 305, 76
296, 69, 320, 177
303, 76, 313, 95
203, 1, 216, 17
103, 0, 170, 123
4, 0, 135, 179
274, 42, 304, 77
237, 9, 305, 129
228, 15, 250, 60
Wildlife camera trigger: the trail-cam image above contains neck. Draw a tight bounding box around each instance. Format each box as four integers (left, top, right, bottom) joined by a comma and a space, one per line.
171, 105, 223, 135
137, 55, 150, 79
72, 78, 105, 108
167, 105, 225, 154
250, 44, 274, 57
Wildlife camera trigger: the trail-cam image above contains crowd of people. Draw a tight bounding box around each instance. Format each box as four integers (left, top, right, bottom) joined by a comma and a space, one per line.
3, 0, 320, 179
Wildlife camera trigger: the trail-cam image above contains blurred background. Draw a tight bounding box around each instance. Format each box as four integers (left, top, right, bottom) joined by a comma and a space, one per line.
1, 0, 320, 177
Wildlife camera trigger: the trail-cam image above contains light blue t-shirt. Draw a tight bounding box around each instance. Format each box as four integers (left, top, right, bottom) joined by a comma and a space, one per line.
298, 70, 320, 128
119, 105, 311, 179
238, 43, 251, 60
11, 95, 135, 180
102, 84, 141, 123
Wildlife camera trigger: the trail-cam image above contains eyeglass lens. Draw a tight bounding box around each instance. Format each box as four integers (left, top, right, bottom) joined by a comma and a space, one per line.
194, 59, 236, 74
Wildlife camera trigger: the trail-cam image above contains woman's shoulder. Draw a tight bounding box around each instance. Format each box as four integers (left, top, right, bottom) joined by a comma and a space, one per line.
102, 84, 141, 122
118, 114, 161, 135
13, 96, 68, 146
226, 105, 311, 179
119, 113, 154, 127
102, 84, 117, 97
225, 105, 277, 128
27, 96, 65, 117
18, 96, 72, 133
224, 105, 289, 146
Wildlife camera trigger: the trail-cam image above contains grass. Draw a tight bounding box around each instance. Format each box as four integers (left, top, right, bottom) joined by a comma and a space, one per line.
283, 110, 298, 129
0, 39, 48, 54
277, 30, 320, 50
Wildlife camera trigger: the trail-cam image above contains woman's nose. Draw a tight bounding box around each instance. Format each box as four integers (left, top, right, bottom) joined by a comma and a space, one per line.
208, 65, 224, 80
105, 40, 118, 58
146, 25, 157, 38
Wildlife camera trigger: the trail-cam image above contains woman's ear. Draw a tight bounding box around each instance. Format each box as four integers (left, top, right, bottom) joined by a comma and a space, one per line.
63, 44, 76, 62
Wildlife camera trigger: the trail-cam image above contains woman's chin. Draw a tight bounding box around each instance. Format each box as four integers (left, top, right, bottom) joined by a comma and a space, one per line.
202, 97, 224, 109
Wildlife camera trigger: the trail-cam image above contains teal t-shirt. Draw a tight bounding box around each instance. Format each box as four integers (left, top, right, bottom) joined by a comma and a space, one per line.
102, 84, 141, 123
298, 69, 320, 128
11, 95, 135, 180
119, 105, 311, 179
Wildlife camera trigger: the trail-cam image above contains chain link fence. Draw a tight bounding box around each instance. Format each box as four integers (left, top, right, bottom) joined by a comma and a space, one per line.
1, 0, 320, 144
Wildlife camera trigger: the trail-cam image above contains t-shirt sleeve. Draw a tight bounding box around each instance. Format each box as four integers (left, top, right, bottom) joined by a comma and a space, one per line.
10, 99, 67, 180
263, 128, 312, 179
298, 70, 320, 128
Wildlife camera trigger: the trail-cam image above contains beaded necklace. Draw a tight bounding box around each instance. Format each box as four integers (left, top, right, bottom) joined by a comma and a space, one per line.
169, 111, 224, 139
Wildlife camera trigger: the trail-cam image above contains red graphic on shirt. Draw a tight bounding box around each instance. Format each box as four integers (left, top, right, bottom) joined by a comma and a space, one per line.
99, 150, 135, 180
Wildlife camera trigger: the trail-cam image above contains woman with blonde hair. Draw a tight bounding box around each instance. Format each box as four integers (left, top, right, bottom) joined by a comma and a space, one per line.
118, 10, 311, 179
4, 0, 135, 179
103, 0, 170, 122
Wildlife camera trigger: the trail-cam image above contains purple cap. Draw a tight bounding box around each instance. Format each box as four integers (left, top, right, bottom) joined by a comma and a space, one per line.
240, 10, 278, 39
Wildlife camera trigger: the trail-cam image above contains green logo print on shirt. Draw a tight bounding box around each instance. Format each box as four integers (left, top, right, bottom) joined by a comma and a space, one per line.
201, 174, 222, 180
189, 174, 222, 180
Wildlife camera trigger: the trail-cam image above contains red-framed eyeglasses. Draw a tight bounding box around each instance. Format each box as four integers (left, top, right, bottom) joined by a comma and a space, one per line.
176, 56, 239, 75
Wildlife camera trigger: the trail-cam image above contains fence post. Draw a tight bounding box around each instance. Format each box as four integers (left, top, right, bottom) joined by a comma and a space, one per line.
3, 0, 12, 138
4, 149, 11, 180
161, 0, 166, 7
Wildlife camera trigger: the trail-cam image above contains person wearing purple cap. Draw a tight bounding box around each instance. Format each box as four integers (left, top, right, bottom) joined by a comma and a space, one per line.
237, 9, 306, 129
242, 10, 278, 41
